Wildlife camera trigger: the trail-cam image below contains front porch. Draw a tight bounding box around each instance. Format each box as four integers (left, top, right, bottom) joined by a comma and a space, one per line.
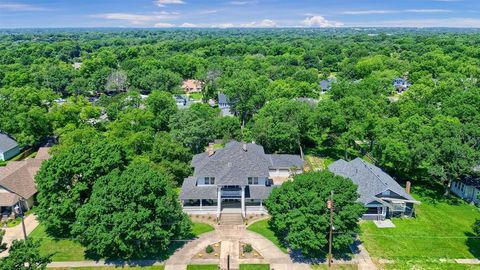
182, 185, 268, 217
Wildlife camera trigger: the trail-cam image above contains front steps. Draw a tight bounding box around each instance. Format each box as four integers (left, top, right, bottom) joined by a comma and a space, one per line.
219, 213, 243, 225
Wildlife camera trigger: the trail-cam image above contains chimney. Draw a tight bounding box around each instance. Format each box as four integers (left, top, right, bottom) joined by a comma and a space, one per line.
242, 142, 247, 151
208, 143, 215, 156
406, 181, 411, 194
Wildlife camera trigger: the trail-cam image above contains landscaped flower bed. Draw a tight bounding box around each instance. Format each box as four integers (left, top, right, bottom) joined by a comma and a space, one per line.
194, 242, 221, 259
239, 242, 263, 259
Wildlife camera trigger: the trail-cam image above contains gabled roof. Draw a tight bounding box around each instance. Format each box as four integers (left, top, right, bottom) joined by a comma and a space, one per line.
180, 177, 217, 200
328, 158, 418, 205
267, 154, 304, 169
0, 147, 51, 203
218, 92, 231, 104
0, 132, 18, 153
191, 141, 304, 186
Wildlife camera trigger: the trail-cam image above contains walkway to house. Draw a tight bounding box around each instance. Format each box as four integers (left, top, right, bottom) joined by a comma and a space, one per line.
164, 224, 311, 270
0, 214, 39, 257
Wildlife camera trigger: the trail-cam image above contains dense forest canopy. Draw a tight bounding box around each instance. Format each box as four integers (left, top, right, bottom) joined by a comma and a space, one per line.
1, 28, 479, 194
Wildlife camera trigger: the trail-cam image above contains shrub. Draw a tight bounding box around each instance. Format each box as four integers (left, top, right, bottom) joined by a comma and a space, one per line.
243, 243, 253, 253
474, 219, 480, 236
206, 245, 214, 253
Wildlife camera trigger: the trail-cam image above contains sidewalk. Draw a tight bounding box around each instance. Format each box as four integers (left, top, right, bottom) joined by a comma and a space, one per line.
0, 214, 39, 257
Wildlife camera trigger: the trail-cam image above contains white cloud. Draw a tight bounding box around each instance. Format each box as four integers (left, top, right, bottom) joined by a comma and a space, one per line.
155, 0, 185, 7
405, 9, 451, 13
92, 12, 177, 25
341, 10, 393, 15
0, 2, 49, 11
180, 22, 198, 27
241, 19, 277, 28
341, 9, 451, 15
229, 1, 257, 5
211, 23, 235, 28
355, 18, 480, 28
154, 22, 175, 27
303, 16, 343, 27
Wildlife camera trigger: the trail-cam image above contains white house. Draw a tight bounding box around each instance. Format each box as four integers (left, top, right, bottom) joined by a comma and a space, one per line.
0, 132, 20, 161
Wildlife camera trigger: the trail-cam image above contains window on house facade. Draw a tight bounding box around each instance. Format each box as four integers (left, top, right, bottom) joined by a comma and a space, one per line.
205, 177, 215, 185
248, 177, 259, 185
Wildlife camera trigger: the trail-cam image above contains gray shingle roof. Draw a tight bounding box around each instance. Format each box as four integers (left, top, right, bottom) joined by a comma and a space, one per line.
218, 92, 231, 104
319, 80, 332, 91
267, 154, 304, 168
0, 132, 18, 153
328, 158, 418, 205
247, 185, 274, 200
191, 141, 304, 186
180, 177, 217, 200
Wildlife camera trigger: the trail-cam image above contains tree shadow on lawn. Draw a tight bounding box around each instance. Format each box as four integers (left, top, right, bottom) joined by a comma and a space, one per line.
465, 232, 480, 259
83, 236, 194, 265
287, 239, 354, 264
410, 182, 464, 206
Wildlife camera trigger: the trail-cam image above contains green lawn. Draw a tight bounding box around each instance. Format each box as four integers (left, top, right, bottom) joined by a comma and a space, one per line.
192, 222, 215, 236
29, 224, 87, 261
47, 267, 164, 270
31, 222, 214, 262
188, 92, 203, 100
384, 261, 480, 270
311, 265, 357, 270
360, 192, 480, 261
186, 265, 218, 270
239, 264, 270, 270
247, 219, 288, 253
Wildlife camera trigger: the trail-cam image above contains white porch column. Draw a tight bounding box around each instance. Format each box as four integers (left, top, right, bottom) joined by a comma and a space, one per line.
241, 186, 246, 218
200, 199, 203, 210
217, 187, 221, 218
260, 200, 263, 210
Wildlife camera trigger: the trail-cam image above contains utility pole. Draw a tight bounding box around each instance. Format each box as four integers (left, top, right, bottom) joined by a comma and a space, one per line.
327, 190, 334, 267
14, 200, 27, 240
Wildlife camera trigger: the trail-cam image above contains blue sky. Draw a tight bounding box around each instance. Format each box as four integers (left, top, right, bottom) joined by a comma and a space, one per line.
1, 0, 479, 28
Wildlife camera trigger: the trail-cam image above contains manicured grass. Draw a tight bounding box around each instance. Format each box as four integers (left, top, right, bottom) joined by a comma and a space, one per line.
239, 264, 270, 270
384, 261, 480, 270
186, 265, 218, 270
47, 267, 165, 270
360, 192, 480, 260
31, 222, 213, 262
188, 92, 203, 100
311, 265, 357, 270
247, 219, 288, 253
192, 222, 215, 236
29, 224, 87, 261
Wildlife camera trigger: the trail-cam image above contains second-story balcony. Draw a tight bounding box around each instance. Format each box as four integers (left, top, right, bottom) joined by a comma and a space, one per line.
221, 186, 241, 198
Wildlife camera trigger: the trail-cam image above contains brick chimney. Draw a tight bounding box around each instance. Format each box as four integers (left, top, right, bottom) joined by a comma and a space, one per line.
208, 143, 215, 156
406, 181, 411, 194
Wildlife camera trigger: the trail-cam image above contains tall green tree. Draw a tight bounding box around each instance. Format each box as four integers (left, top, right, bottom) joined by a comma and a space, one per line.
265, 171, 365, 258
0, 239, 51, 270
35, 141, 128, 237
72, 163, 191, 259
146, 91, 177, 131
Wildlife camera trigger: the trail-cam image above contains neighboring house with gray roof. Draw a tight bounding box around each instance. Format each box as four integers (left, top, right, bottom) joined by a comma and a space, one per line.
450, 163, 480, 206
180, 141, 304, 218
0, 132, 20, 161
329, 158, 420, 220
218, 92, 233, 116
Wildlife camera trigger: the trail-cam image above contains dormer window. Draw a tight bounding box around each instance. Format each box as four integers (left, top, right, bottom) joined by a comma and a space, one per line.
205, 177, 215, 185
382, 190, 391, 196
248, 177, 259, 185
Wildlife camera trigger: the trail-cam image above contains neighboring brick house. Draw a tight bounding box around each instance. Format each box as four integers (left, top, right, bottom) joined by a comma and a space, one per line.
180, 141, 304, 218
0, 132, 20, 161
182, 79, 203, 94
0, 148, 50, 219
